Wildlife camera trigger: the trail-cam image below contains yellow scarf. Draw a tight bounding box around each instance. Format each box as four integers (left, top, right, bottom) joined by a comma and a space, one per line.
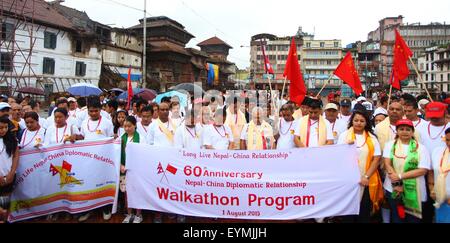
299, 115, 327, 147
391, 140, 422, 219
293, 109, 303, 120
435, 148, 450, 208
157, 119, 176, 144
247, 120, 273, 150
346, 128, 384, 213
225, 108, 247, 149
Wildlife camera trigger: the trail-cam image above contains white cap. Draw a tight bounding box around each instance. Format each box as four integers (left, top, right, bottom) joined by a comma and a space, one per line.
356, 96, 367, 102
362, 101, 373, 111
418, 99, 430, 107
324, 103, 338, 111
67, 97, 77, 102
0, 102, 11, 110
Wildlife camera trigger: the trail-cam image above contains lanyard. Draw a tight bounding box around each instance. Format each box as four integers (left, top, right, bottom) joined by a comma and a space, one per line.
56, 125, 68, 143
22, 128, 41, 147
87, 116, 102, 133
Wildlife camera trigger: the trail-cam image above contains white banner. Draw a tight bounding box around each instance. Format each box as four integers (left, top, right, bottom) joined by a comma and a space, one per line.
8, 138, 121, 223
126, 144, 361, 220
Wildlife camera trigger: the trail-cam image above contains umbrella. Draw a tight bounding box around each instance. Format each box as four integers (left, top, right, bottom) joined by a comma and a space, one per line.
117, 88, 157, 101
155, 91, 188, 108
171, 83, 205, 94
109, 88, 125, 94
67, 83, 102, 97
16, 87, 45, 96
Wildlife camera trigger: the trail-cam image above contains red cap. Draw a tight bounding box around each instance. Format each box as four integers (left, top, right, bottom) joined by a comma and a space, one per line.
426, 102, 447, 119
396, 119, 414, 129
444, 98, 450, 105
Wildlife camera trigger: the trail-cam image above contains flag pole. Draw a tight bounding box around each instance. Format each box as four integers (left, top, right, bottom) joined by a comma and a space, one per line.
315, 75, 334, 99
408, 56, 434, 102
267, 75, 277, 115
387, 85, 393, 107
280, 77, 288, 109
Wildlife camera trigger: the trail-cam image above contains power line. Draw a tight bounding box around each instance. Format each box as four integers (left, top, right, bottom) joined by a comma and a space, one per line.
91, 0, 153, 17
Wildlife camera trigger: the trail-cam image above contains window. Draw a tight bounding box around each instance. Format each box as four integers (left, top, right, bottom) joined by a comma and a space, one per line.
320, 42, 325, 48
327, 60, 332, 65
306, 42, 311, 48
43, 57, 55, 74
425, 74, 428, 81
75, 61, 86, 77
441, 74, 444, 82
0, 52, 13, 71
75, 40, 83, 53
334, 42, 339, 48
44, 32, 57, 49
1, 22, 14, 41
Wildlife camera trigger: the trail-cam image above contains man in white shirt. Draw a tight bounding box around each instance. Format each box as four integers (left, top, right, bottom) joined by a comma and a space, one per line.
338, 99, 352, 124
203, 108, 234, 150
80, 99, 114, 141
294, 99, 334, 148
136, 106, 153, 138
240, 107, 275, 150
417, 102, 450, 155
147, 102, 177, 147
324, 102, 347, 144
374, 96, 388, 117
275, 104, 298, 149
404, 98, 427, 131
174, 109, 203, 149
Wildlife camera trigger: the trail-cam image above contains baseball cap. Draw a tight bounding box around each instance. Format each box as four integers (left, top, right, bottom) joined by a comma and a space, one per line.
340, 99, 351, 107
324, 103, 338, 111
356, 96, 367, 102
67, 97, 77, 103
426, 102, 447, 119
396, 119, 414, 129
362, 101, 373, 111
0, 102, 11, 110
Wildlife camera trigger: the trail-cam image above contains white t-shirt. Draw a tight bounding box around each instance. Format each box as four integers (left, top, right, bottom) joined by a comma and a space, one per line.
76, 109, 111, 128
80, 116, 114, 141
413, 119, 428, 132
19, 128, 46, 150
147, 120, 177, 147
0, 139, 13, 176
203, 124, 234, 150
431, 146, 450, 198
47, 115, 78, 129
294, 118, 334, 147
382, 140, 431, 202
328, 119, 348, 144
276, 119, 299, 150
417, 122, 450, 156
44, 124, 80, 146
136, 122, 150, 139
338, 114, 352, 124
116, 127, 125, 138
174, 124, 203, 149
338, 130, 381, 156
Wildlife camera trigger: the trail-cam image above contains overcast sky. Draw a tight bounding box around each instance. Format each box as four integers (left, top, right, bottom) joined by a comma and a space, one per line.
53, 0, 450, 69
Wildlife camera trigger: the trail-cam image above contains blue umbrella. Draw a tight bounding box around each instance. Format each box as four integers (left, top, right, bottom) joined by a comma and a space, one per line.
155, 91, 188, 108
67, 83, 102, 97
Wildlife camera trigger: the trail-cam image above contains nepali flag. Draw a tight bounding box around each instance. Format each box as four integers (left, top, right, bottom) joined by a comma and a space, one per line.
165, 164, 178, 175
157, 162, 164, 174
260, 40, 274, 75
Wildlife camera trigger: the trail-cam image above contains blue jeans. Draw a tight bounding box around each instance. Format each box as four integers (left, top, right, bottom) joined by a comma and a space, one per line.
436, 203, 450, 223
385, 190, 422, 223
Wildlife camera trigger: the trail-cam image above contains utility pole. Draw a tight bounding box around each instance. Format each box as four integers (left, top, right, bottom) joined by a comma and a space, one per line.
142, 0, 147, 88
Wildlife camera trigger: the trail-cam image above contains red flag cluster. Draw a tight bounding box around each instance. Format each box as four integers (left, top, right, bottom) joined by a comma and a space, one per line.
126, 66, 133, 110
260, 40, 274, 75
283, 38, 307, 105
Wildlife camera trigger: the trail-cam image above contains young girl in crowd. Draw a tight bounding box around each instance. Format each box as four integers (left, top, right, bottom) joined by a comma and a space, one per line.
114, 110, 128, 139
19, 112, 45, 150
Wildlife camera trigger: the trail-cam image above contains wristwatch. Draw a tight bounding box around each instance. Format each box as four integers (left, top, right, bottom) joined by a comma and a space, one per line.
364, 174, 369, 179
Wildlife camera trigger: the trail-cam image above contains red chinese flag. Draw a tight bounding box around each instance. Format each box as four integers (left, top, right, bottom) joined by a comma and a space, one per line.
166, 164, 177, 175
62, 160, 72, 172
126, 66, 133, 110
283, 38, 306, 105
260, 40, 274, 75
392, 29, 413, 89
334, 52, 364, 96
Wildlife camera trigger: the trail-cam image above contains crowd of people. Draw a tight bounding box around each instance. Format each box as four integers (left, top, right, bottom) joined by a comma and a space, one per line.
0, 88, 449, 224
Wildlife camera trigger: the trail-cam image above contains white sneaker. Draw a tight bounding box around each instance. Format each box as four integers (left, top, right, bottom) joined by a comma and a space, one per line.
78, 212, 91, 222
122, 214, 133, 223
133, 215, 143, 223
103, 211, 112, 221
315, 217, 325, 223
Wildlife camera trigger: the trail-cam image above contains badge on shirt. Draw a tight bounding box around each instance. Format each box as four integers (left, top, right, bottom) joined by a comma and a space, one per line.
290, 130, 295, 135
225, 133, 229, 138
96, 129, 103, 135
333, 131, 338, 138
35, 137, 42, 144
442, 136, 446, 142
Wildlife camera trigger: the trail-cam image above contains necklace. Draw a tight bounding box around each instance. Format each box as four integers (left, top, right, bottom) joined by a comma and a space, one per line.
56, 125, 68, 143
21, 128, 41, 148
428, 123, 446, 140
279, 119, 293, 135
87, 116, 102, 133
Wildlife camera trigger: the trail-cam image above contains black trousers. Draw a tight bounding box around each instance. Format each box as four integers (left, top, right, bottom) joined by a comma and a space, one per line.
341, 186, 372, 223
